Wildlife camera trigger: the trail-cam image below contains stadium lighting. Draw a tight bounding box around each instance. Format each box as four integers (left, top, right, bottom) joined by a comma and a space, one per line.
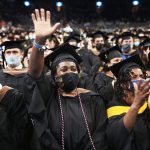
24, 1, 30, 7
96, 1, 102, 7
132, 0, 139, 6
56, 2, 63, 7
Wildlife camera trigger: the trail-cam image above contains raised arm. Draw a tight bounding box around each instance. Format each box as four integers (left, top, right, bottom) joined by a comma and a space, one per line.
123, 80, 150, 132
28, 8, 60, 78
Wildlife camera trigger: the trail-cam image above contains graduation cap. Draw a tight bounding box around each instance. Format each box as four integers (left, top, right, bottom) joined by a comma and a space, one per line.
119, 32, 135, 41
109, 54, 145, 78
140, 38, 150, 47
44, 42, 82, 69
0, 40, 26, 52
64, 33, 81, 43
89, 31, 105, 40
99, 45, 122, 63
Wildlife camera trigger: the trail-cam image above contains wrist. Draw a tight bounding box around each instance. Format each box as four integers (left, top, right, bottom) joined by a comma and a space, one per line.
131, 102, 141, 110
33, 40, 46, 52
35, 36, 47, 45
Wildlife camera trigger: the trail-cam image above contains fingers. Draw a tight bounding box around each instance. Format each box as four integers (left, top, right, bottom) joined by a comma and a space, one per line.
31, 13, 36, 24
40, 8, 45, 21
138, 80, 150, 91
46, 11, 51, 23
51, 23, 61, 34
32, 8, 47, 22
35, 9, 41, 21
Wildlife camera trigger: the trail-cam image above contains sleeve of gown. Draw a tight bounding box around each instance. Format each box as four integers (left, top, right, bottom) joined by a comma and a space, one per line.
84, 97, 109, 150
23, 74, 61, 150
0, 88, 32, 149
93, 74, 114, 102
0, 89, 29, 128
106, 115, 132, 150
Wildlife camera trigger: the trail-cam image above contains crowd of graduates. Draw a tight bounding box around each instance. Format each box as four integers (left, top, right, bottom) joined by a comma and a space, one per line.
0, 8, 150, 150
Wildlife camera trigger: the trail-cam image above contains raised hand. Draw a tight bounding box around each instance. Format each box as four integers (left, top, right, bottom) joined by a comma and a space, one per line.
31, 8, 60, 44
133, 80, 150, 108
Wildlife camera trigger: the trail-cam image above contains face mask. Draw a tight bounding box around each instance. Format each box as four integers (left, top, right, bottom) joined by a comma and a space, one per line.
132, 79, 145, 85
96, 43, 104, 51
134, 42, 140, 47
121, 44, 133, 53
5, 55, 22, 68
55, 73, 79, 93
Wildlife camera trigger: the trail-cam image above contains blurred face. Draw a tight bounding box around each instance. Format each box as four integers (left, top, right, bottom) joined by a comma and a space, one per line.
130, 68, 144, 81
45, 39, 56, 49
109, 57, 123, 66
142, 46, 150, 60
4, 48, 23, 68
4, 48, 23, 58
56, 61, 78, 77
121, 37, 134, 45
124, 68, 145, 105
69, 39, 78, 46
93, 37, 104, 47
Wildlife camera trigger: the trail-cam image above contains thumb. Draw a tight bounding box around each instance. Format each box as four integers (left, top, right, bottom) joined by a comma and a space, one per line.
51, 23, 61, 34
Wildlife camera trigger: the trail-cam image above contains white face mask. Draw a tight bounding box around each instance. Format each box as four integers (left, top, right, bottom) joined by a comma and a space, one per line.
5, 55, 22, 68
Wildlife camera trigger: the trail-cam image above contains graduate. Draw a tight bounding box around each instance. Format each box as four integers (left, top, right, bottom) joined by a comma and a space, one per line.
83, 31, 106, 76
0, 84, 32, 150
24, 8, 109, 150
0, 40, 28, 92
139, 38, 150, 78
106, 55, 150, 150
120, 32, 137, 59
93, 45, 123, 105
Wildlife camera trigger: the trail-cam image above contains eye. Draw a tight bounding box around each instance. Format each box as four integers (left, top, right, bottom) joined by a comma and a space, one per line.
12, 51, 19, 54
5, 51, 11, 55
60, 67, 68, 72
71, 66, 77, 72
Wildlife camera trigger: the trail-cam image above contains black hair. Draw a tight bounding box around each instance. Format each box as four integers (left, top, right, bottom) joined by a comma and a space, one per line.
114, 66, 146, 102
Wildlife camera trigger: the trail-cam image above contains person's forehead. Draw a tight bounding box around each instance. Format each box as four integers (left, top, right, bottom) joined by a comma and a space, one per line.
131, 68, 143, 73
5, 48, 21, 52
122, 37, 133, 41
57, 61, 76, 68
95, 37, 104, 41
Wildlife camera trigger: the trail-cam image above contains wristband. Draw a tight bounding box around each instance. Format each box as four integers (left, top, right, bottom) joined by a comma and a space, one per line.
33, 40, 46, 52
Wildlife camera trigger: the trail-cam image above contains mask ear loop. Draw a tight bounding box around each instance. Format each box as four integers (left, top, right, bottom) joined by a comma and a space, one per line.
76, 88, 96, 150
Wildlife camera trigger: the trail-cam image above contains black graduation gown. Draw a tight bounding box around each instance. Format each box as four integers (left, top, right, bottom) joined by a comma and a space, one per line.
78, 72, 94, 90
0, 86, 32, 150
106, 100, 150, 150
23, 74, 109, 150
92, 72, 114, 105
82, 50, 102, 76
0, 69, 27, 92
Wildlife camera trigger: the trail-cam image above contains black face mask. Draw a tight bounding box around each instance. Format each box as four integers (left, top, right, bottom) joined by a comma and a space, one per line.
96, 43, 104, 51
55, 73, 79, 92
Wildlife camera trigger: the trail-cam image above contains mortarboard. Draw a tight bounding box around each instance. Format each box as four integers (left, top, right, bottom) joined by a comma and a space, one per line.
0, 40, 26, 52
119, 32, 135, 41
64, 33, 81, 43
140, 38, 150, 47
44, 42, 82, 69
109, 54, 145, 78
99, 45, 122, 63
88, 31, 105, 39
